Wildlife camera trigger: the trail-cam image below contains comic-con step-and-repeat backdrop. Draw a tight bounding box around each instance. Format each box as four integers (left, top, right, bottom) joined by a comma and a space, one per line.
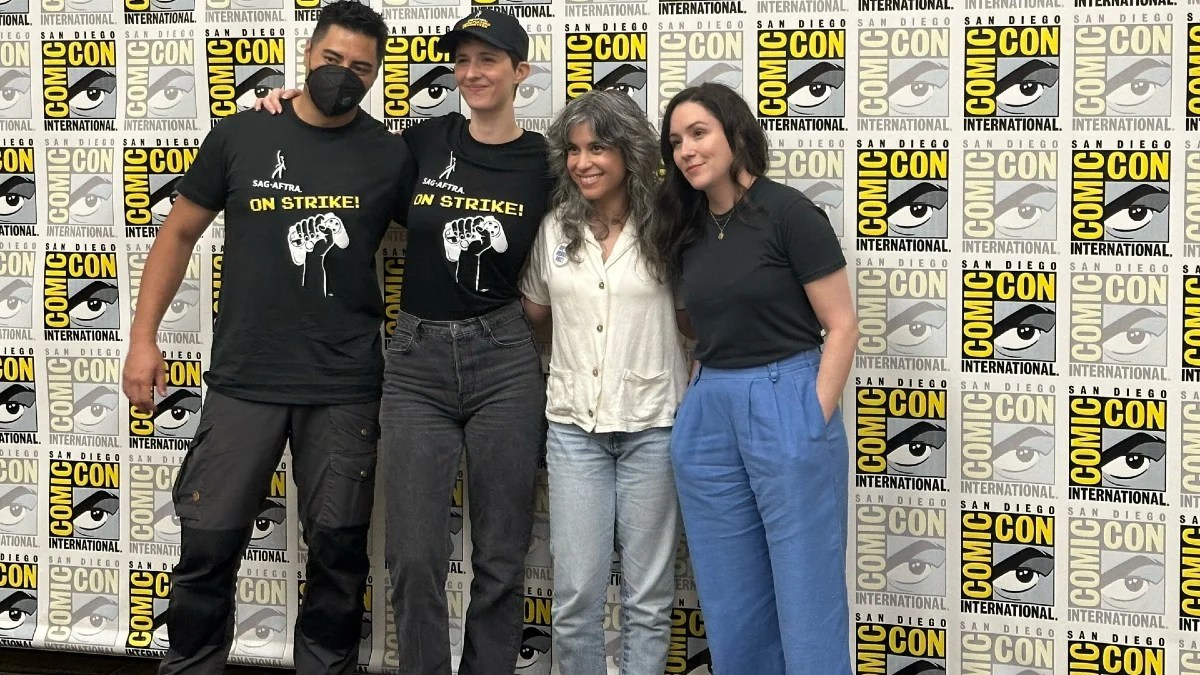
3, 0, 1200, 672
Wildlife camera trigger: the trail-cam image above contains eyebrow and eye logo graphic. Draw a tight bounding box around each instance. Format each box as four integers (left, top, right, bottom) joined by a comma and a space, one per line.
1096, 57, 1170, 116
516, 625, 552, 675
0, 484, 36, 535
1092, 431, 1166, 491
788, 60, 844, 117
147, 67, 196, 118
150, 389, 202, 438
1096, 552, 1165, 614
994, 58, 1059, 116
73, 384, 119, 436
595, 63, 646, 96
247, 495, 286, 550
886, 420, 947, 478
136, 0, 195, 11
885, 300, 947, 357
891, 661, 946, 675
886, 181, 948, 238
886, 60, 949, 117
71, 488, 120, 539
67, 175, 114, 226
858, 28, 951, 120
992, 425, 1055, 484
1097, 306, 1168, 365
232, 604, 287, 658
0, 382, 35, 433
0, 69, 31, 119
516, 62, 552, 120
0, 175, 37, 225
67, 68, 117, 119
992, 303, 1056, 360
235, 66, 283, 111
990, 545, 1056, 604
886, 538, 947, 596
66, 280, 120, 329
408, 64, 458, 118
68, 593, 118, 645
0, 589, 36, 640
0, 275, 33, 329
1101, 183, 1169, 242
993, 182, 1056, 239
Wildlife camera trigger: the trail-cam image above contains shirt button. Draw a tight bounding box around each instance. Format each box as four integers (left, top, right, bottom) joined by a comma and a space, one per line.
592, 367, 599, 376
599, 282, 605, 289
360, 470, 368, 478
360, 428, 369, 437
597, 325, 604, 333
192, 491, 200, 503
587, 409, 594, 417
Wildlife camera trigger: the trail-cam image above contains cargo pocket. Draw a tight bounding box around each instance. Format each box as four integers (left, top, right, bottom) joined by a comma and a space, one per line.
320, 408, 380, 528
171, 419, 213, 523
617, 370, 670, 423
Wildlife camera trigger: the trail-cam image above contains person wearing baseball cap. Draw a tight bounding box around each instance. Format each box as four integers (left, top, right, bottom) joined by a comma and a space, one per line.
437, 7, 529, 62
380, 8, 555, 675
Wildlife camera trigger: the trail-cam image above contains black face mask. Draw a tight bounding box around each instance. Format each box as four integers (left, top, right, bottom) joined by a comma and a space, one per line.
306, 64, 367, 117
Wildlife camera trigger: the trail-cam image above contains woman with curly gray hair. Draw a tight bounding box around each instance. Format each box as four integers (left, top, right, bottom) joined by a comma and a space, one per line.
521, 90, 688, 675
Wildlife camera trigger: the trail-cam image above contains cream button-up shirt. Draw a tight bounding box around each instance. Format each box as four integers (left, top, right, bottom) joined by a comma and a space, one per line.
521, 212, 688, 433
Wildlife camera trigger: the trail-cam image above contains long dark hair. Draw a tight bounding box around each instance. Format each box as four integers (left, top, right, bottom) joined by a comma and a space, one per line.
653, 83, 768, 283
546, 90, 665, 282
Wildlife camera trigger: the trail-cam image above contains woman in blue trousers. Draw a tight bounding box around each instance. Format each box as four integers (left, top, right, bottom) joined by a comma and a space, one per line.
655, 82, 858, 674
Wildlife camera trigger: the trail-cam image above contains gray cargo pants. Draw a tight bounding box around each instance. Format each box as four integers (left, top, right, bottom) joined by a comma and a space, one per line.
159, 389, 379, 675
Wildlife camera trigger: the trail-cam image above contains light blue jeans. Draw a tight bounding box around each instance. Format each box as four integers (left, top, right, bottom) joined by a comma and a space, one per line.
545, 421, 679, 675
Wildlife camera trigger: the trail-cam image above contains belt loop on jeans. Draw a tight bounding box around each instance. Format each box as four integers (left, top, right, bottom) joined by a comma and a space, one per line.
768, 361, 779, 383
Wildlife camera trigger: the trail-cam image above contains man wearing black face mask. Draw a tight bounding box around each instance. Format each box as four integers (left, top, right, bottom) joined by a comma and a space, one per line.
120, 2, 409, 673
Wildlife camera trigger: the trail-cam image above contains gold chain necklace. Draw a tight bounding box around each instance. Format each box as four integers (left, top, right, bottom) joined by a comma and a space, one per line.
709, 200, 739, 240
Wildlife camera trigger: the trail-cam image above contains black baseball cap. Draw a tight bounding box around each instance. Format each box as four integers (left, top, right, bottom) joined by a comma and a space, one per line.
437, 9, 529, 62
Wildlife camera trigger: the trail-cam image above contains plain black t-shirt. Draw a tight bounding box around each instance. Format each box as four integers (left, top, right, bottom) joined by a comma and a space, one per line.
398, 113, 553, 320
177, 101, 410, 404
679, 177, 846, 368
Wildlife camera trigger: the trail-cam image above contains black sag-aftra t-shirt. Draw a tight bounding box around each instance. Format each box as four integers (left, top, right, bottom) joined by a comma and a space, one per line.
678, 177, 846, 369
176, 101, 411, 404
398, 113, 554, 321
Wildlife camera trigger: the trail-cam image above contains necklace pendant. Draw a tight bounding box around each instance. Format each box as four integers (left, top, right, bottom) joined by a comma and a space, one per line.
717, 232, 725, 240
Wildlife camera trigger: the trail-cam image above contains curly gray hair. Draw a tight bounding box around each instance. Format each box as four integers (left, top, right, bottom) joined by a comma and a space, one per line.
546, 90, 665, 282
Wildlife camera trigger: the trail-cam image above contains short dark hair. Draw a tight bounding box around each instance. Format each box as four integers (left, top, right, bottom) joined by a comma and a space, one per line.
311, 0, 388, 67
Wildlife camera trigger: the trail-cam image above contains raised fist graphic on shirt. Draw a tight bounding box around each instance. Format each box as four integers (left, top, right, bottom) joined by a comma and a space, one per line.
287, 212, 349, 297
442, 215, 508, 291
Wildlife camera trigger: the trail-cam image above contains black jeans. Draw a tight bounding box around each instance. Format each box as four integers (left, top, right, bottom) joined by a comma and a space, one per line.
380, 301, 546, 675
161, 390, 379, 675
